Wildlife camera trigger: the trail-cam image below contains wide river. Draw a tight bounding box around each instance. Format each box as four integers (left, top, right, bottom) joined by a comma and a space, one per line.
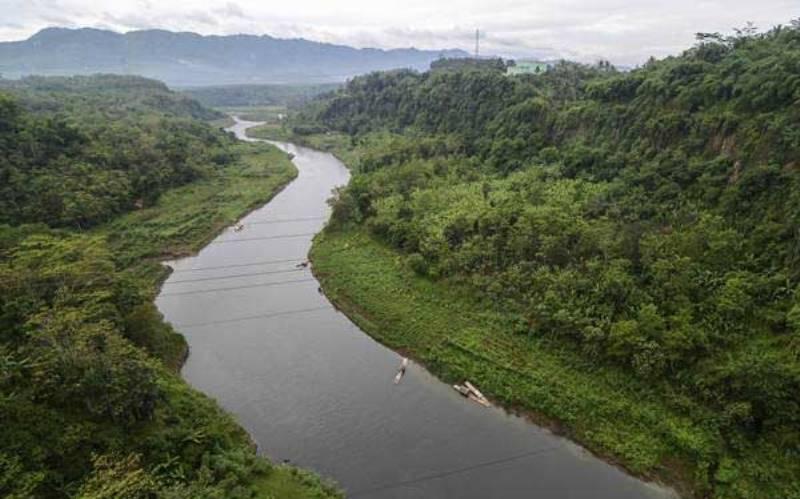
156, 117, 676, 499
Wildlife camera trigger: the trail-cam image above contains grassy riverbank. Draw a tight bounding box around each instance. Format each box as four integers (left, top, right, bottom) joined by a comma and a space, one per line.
311, 228, 798, 498
245, 122, 361, 168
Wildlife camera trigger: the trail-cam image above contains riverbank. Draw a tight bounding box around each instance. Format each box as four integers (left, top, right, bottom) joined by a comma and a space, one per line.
97, 140, 298, 368
311, 228, 704, 497
245, 123, 361, 169
100, 139, 342, 498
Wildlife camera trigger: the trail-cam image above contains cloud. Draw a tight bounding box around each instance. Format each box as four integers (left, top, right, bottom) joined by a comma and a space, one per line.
215, 2, 246, 19
184, 10, 219, 27
0, 21, 26, 29
101, 12, 157, 31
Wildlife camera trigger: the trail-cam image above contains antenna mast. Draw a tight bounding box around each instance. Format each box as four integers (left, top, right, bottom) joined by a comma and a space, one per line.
475, 29, 480, 58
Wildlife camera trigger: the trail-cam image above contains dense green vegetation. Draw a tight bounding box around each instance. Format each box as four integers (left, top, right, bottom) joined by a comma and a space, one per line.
182, 83, 341, 109
0, 75, 228, 228
304, 22, 800, 497
429, 57, 508, 73
0, 75, 340, 498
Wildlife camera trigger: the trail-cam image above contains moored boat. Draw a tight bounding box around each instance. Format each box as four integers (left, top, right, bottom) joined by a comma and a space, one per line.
453, 381, 490, 407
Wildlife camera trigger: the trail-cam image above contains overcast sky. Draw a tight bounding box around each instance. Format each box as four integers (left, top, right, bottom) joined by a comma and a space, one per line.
1, 0, 797, 64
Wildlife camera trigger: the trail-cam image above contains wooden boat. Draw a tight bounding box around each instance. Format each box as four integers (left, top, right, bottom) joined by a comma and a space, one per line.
464, 381, 487, 402
453, 384, 471, 397
453, 381, 490, 407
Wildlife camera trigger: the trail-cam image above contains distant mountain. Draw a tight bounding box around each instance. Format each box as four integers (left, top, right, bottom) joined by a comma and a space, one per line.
0, 27, 468, 86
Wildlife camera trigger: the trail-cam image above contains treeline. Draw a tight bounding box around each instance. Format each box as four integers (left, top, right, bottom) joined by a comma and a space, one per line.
1, 75, 222, 121
0, 75, 233, 228
0, 75, 339, 498
310, 22, 800, 496
183, 83, 341, 109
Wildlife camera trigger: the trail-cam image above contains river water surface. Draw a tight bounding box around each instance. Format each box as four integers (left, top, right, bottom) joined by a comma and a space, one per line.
156, 118, 676, 499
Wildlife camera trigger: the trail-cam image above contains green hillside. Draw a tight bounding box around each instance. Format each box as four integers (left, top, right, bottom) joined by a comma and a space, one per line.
293, 22, 800, 497
0, 75, 340, 498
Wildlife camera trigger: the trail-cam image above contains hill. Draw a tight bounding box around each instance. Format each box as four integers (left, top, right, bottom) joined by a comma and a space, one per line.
0, 27, 468, 86
271, 21, 800, 497
0, 75, 341, 497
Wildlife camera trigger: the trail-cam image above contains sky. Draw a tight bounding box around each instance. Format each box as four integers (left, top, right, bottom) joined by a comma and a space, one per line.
1, 0, 798, 64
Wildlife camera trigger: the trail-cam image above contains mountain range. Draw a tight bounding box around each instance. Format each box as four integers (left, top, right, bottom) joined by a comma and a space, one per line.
0, 27, 468, 87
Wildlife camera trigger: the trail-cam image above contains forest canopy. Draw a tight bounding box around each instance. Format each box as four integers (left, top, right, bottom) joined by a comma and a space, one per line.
0, 75, 231, 228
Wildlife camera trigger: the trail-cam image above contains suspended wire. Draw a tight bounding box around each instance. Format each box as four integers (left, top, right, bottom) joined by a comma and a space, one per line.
158, 277, 316, 297
209, 233, 316, 244
0, 263, 387, 287
170, 257, 306, 273
172, 305, 332, 328
244, 216, 326, 225
165, 267, 304, 285
349, 445, 563, 497
0, 263, 307, 285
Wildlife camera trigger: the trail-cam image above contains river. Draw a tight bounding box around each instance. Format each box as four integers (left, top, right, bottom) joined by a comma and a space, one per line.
156, 117, 676, 499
